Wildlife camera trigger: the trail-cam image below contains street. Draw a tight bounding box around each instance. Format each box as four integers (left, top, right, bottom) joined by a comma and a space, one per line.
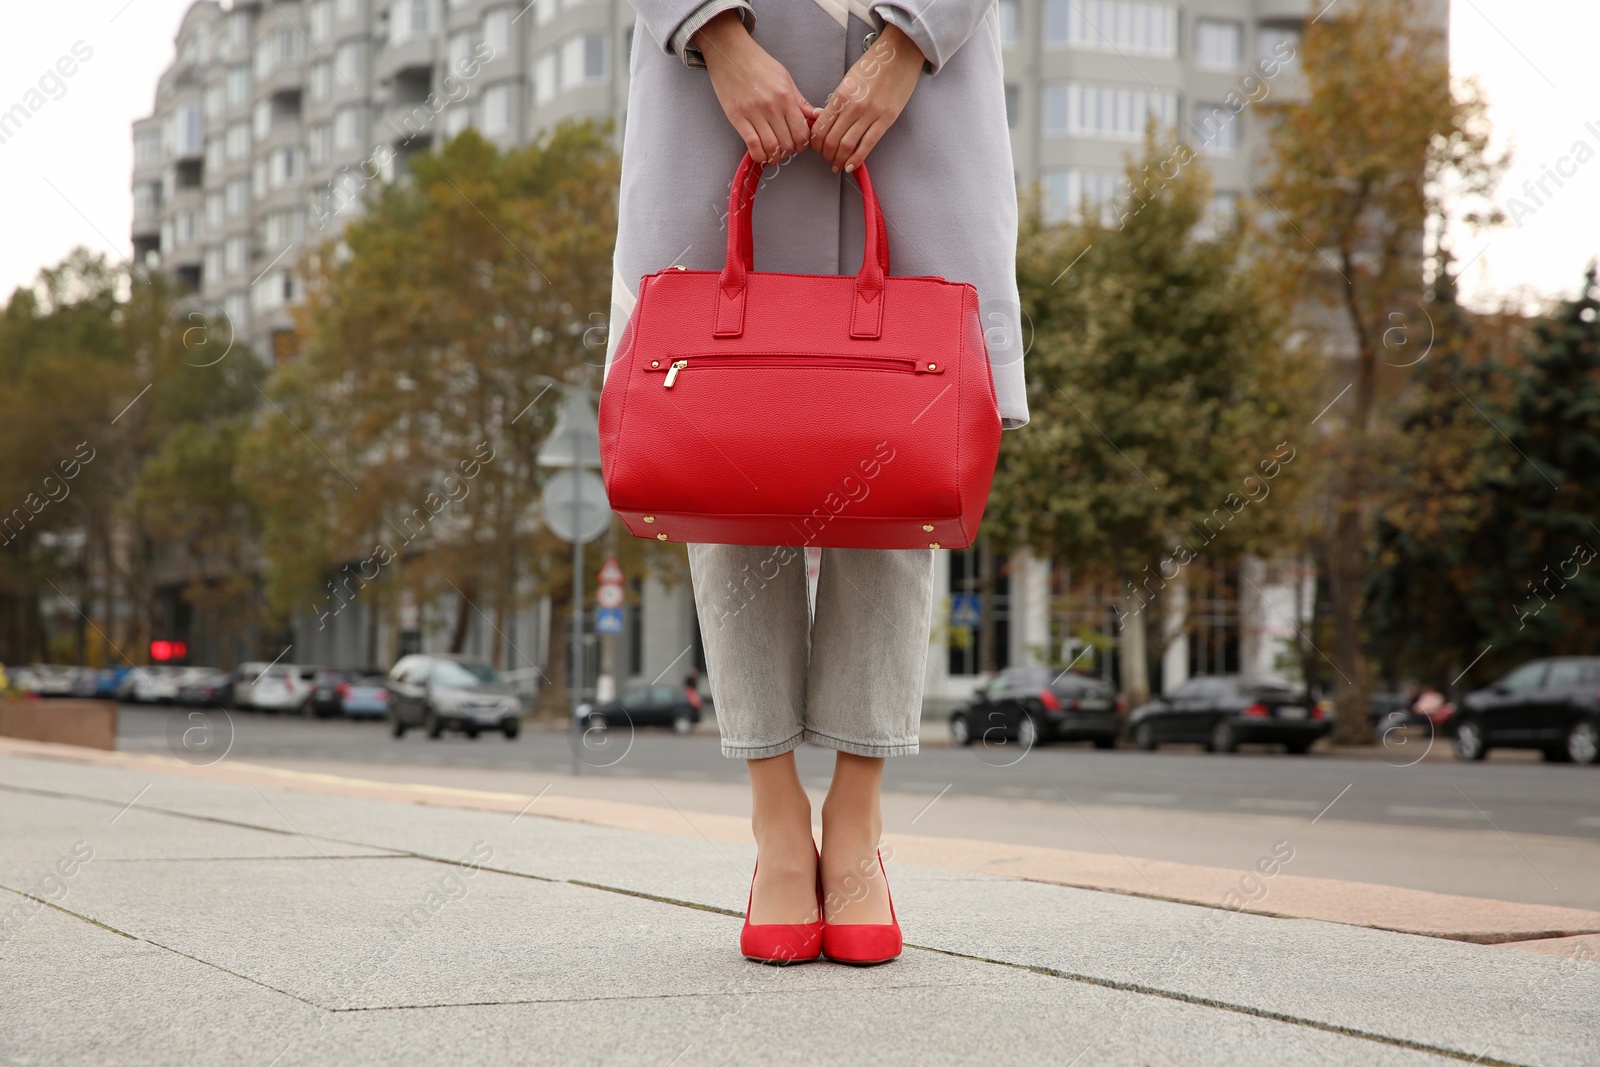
115, 704, 1600, 912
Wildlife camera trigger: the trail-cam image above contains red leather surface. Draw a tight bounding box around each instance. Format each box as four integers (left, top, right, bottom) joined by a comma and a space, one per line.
599, 154, 1002, 550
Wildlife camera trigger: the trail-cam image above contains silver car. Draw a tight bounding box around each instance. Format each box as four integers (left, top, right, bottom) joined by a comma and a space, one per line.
387, 655, 522, 740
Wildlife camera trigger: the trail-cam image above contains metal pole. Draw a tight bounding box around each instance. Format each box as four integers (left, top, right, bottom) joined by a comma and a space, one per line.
570, 425, 583, 728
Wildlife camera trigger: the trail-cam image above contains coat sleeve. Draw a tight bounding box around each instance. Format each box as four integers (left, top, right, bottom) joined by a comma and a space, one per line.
870, 1, 996, 76
630, 0, 755, 70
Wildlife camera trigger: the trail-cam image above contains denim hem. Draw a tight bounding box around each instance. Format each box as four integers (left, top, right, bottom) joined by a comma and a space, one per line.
721, 728, 806, 760
802, 727, 919, 758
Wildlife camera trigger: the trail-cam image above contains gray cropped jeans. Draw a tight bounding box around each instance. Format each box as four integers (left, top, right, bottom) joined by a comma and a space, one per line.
687, 544, 936, 759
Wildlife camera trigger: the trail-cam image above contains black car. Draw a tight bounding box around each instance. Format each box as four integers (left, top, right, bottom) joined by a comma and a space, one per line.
1454, 657, 1600, 764
1127, 675, 1328, 754
175, 669, 234, 708
308, 668, 353, 718
580, 685, 701, 734
949, 667, 1123, 749
387, 655, 522, 740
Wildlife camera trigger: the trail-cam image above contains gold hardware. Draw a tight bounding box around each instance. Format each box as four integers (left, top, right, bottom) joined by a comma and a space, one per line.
927, 363, 937, 371
663, 359, 687, 387
929, 541, 940, 549
671, 264, 687, 271
656, 532, 668, 540
922, 524, 935, 532
650, 360, 660, 368
643, 515, 655, 523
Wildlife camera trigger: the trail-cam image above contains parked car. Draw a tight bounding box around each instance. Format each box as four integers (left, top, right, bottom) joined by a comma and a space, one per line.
949, 667, 1123, 748
23, 664, 80, 697
338, 673, 390, 719
578, 684, 702, 735
249, 663, 316, 714
125, 666, 188, 704
229, 661, 271, 710
177, 669, 234, 707
1126, 675, 1329, 755
387, 655, 521, 740
308, 668, 354, 718
1453, 657, 1600, 764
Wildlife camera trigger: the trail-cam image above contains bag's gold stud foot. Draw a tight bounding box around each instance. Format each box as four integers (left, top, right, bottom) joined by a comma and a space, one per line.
922, 524, 935, 532
656, 532, 668, 540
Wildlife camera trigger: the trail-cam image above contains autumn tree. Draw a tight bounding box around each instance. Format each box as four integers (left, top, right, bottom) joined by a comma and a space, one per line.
1256, 0, 1504, 741
990, 135, 1311, 706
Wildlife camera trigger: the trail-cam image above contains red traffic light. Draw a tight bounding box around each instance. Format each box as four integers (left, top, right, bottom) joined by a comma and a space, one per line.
149, 640, 188, 662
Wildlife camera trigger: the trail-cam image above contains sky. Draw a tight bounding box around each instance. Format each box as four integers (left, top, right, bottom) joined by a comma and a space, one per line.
0, 1, 1595, 312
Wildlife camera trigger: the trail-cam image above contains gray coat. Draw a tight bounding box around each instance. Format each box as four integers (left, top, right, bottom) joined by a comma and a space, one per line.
604, 0, 1029, 429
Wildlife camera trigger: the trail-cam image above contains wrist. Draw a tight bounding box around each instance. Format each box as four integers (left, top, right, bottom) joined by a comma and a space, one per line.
875, 22, 927, 71
692, 9, 749, 52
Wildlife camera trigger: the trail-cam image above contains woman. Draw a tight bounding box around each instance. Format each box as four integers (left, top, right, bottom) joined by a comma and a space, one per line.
607, 0, 1028, 964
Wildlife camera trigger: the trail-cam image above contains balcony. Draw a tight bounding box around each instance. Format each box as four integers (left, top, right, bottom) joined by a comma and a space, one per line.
377, 35, 437, 85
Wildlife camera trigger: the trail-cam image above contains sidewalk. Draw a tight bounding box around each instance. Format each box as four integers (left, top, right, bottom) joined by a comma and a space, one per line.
1, 740, 1596, 1066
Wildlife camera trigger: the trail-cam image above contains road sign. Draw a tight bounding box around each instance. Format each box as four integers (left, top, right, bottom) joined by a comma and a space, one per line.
536, 390, 602, 469
596, 583, 624, 609
541, 469, 611, 544
595, 607, 624, 634
598, 556, 624, 585
950, 593, 981, 629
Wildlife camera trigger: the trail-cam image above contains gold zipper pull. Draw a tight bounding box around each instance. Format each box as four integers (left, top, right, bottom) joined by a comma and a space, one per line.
670, 264, 687, 271
663, 359, 687, 387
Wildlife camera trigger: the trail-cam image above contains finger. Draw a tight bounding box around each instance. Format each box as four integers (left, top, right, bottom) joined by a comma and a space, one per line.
820, 103, 858, 167
783, 101, 812, 156
842, 118, 889, 173
733, 117, 765, 161
830, 113, 874, 172
808, 97, 837, 154
749, 113, 781, 162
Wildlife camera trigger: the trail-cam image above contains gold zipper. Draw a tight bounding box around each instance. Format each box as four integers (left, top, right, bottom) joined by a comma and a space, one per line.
662, 359, 688, 387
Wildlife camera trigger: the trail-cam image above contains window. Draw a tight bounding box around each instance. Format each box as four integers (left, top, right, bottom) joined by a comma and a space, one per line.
310, 0, 333, 41
1043, 81, 1178, 139
1196, 190, 1239, 237
336, 0, 364, 18
1043, 1, 1177, 57
264, 208, 305, 247
335, 41, 365, 83
204, 84, 225, 119
448, 31, 474, 71
1545, 661, 1583, 689
253, 99, 273, 139
224, 291, 249, 332
1195, 19, 1242, 69
133, 182, 162, 220
175, 210, 202, 247
253, 159, 268, 197
1500, 662, 1547, 692
225, 121, 251, 159
134, 129, 163, 167
1191, 102, 1239, 153
334, 105, 366, 149
205, 136, 225, 174
531, 50, 556, 107
227, 12, 252, 52
1041, 168, 1121, 223
254, 28, 303, 79
204, 246, 224, 284
308, 122, 333, 165
1259, 25, 1302, 69
268, 146, 303, 188
999, 0, 1018, 47
445, 103, 472, 136
169, 104, 203, 157
533, 0, 557, 27
484, 8, 512, 56
227, 66, 252, 107
310, 62, 333, 100
482, 83, 512, 135
205, 191, 225, 228
391, 0, 433, 43
559, 33, 605, 92
226, 177, 250, 216
251, 268, 295, 312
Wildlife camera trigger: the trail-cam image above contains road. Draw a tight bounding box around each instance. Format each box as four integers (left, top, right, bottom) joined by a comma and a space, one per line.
118, 704, 1600, 839
112, 704, 1600, 911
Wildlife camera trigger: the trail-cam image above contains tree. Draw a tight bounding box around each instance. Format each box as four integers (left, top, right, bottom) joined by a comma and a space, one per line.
990, 135, 1310, 706
242, 122, 676, 694
1257, 0, 1503, 741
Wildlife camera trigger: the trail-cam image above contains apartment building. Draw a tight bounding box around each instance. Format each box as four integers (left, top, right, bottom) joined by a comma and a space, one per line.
132, 1, 1445, 702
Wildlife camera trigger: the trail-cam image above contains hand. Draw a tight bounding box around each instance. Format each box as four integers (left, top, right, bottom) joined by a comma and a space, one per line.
809, 23, 926, 173
694, 11, 820, 163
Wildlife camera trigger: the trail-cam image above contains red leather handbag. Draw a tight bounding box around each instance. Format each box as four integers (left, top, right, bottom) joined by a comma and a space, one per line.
598, 151, 1002, 550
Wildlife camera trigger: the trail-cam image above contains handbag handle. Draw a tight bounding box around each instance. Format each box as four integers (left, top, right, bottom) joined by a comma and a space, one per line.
713, 137, 890, 340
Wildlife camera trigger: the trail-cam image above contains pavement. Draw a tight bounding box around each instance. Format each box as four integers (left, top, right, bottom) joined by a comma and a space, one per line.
2, 736, 1598, 1066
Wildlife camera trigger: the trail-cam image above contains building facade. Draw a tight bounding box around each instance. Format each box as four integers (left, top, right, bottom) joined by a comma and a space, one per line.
132, 0, 1443, 703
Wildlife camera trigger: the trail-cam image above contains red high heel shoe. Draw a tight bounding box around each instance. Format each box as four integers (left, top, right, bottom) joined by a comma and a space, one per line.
821, 848, 901, 965
740, 844, 823, 965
